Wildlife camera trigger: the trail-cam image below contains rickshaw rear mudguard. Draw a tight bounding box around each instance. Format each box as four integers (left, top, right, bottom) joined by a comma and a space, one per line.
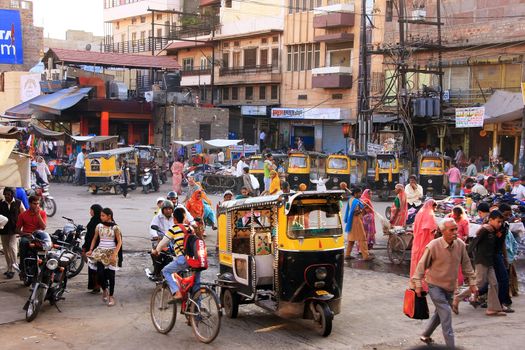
274, 298, 342, 319
288, 174, 311, 190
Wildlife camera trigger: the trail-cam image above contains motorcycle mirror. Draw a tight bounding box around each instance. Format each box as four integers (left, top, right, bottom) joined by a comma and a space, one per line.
150, 225, 160, 231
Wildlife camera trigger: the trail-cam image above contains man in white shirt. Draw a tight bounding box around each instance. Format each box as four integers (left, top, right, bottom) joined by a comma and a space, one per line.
236, 156, 247, 177
512, 176, 525, 201
149, 200, 175, 240
405, 175, 424, 209
503, 158, 514, 177
74, 149, 87, 185
471, 176, 489, 196
259, 130, 266, 151
217, 150, 225, 163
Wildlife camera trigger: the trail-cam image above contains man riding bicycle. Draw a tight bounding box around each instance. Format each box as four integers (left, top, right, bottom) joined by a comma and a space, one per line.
151, 207, 200, 301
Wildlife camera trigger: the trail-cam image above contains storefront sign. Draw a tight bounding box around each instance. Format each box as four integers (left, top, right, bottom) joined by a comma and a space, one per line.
455, 107, 484, 128
271, 108, 345, 120
241, 105, 267, 116
20, 74, 41, 102
367, 142, 384, 156
0, 9, 24, 64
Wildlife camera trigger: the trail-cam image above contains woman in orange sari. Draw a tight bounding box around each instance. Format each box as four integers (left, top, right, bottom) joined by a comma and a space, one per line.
409, 199, 438, 291
390, 184, 408, 226
186, 189, 205, 238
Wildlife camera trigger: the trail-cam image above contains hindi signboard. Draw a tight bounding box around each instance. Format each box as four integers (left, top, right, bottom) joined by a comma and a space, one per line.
455, 107, 485, 128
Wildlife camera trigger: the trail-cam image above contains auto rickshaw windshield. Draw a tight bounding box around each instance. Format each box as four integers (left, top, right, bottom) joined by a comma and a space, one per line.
287, 203, 341, 239
250, 159, 264, 170
289, 156, 307, 168
422, 159, 442, 168
377, 158, 394, 169
329, 158, 348, 169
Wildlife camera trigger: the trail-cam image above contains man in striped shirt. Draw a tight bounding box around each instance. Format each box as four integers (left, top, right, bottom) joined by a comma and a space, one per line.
152, 207, 199, 300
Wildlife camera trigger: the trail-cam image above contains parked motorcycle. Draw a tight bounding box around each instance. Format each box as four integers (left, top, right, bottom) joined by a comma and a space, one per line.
14, 231, 74, 322
29, 184, 57, 217
141, 167, 159, 194
51, 216, 86, 279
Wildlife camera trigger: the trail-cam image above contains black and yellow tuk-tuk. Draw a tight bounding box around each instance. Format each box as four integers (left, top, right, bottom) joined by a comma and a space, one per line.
249, 154, 288, 189
349, 154, 373, 187
325, 154, 350, 189
217, 191, 345, 336
418, 155, 451, 197
287, 152, 327, 190
85, 147, 138, 194
136, 145, 169, 183
373, 153, 399, 200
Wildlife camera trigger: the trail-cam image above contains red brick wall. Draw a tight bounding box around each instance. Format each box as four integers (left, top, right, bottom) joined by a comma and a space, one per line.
0, 0, 44, 71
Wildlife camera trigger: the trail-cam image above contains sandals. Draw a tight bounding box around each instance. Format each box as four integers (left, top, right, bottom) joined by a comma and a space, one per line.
420, 336, 434, 344
486, 311, 507, 316
107, 297, 115, 307
102, 290, 109, 303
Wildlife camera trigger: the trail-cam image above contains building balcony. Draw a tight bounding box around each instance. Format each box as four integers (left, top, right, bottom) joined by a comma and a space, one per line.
102, 38, 169, 54
181, 67, 212, 77
313, 3, 355, 28
314, 32, 354, 43
311, 66, 353, 89
216, 65, 281, 84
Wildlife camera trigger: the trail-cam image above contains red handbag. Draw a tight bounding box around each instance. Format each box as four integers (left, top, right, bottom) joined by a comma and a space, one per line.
403, 289, 429, 319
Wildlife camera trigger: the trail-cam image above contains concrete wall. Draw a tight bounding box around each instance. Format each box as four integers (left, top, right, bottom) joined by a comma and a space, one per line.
44, 30, 103, 51
0, 71, 27, 115
0, 0, 44, 71
219, 0, 285, 36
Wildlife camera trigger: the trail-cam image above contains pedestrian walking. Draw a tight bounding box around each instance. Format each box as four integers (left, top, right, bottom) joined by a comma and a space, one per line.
361, 189, 376, 249
241, 167, 255, 196
74, 149, 87, 185
36, 156, 52, 184
454, 210, 506, 316
263, 153, 274, 192
259, 130, 266, 151
390, 184, 408, 226
0, 188, 25, 279
343, 187, 373, 261
118, 159, 130, 198
171, 157, 184, 195
86, 208, 123, 307
410, 199, 438, 291
446, 206, 469, 285
412, 218, 477, 348
446, 162, 461, 195
83, 204, 103, 293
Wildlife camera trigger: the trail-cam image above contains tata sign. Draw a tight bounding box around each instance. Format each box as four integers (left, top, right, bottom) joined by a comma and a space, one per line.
0, 10, 24, 65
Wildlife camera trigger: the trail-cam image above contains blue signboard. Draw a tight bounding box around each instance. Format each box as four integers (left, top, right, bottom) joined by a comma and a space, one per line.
0, 9, 24, 64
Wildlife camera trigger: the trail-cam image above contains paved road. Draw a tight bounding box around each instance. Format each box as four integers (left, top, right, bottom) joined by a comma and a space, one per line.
0, 183, 524, 349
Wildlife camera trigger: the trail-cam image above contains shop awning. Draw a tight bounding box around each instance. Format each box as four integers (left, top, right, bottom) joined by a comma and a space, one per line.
483, 90, 523, 124
28, 124, 66, 140
173, 140, 200, 146
71, 135, 118, 143
204, 139, 242, 148
4, 95, 41, 119
29, 87, 92, 115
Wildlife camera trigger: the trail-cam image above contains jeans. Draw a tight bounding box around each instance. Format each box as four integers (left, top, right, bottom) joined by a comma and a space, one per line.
449, 182, 458, 195
162, 255, 200, 295
423, 284, 455, 348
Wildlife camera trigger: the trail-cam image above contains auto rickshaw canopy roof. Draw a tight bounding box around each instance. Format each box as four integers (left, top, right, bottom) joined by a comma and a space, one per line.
87, 147, 135, 159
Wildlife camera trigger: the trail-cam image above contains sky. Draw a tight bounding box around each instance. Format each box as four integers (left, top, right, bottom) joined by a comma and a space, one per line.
32, 0, 104, 39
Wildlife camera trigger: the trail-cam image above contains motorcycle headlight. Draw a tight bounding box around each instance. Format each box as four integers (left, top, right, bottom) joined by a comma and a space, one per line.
315, 267, 328, 280
46, 258, 59, 270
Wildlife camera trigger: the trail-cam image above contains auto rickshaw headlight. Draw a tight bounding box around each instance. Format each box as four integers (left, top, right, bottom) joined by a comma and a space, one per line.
315, 267, 328, 280
293, 176, 299, 181
333, 178, 339, 183
428, 179, 433, 184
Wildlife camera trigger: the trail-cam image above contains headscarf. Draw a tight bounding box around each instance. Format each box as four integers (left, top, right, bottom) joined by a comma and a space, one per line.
186, 189, 204, 218
495, 174, 507, 191
361, 189, 373, 211
343, 193, 364, 233
391, 184, 408, 226
413, 199, 437, 233
269, 170, 281, 194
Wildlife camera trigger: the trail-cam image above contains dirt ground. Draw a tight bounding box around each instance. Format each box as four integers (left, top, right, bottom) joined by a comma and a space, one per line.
0, 183, 524, 349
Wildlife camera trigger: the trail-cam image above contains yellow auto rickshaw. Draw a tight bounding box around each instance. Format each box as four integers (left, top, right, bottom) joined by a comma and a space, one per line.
85, 147, 138, 194
217, 191, 345, 337
249, 154, 288, 189
373, 153, 399, 200
287, 151, 327, 190
325, 154, 350, 189
418, 155, 451, 197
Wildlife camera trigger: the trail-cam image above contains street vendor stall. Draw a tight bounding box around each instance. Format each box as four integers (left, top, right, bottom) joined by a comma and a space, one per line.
71, 135, 118, 152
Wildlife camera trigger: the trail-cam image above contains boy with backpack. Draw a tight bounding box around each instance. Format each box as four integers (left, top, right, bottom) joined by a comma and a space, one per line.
151, 208, 208, 301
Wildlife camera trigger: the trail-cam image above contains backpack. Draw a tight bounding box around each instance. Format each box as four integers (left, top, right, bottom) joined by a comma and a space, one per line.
180, 225, 208, 271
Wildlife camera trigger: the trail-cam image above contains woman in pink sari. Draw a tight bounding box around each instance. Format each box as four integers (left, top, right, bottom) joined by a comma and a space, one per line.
171, 157, 184, 195
409, 199, 438, 291
390, 184, 408, 226
361, 189, 376, 249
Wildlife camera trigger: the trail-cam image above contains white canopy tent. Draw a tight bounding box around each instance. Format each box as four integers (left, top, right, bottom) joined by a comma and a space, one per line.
173, 139, 243, 148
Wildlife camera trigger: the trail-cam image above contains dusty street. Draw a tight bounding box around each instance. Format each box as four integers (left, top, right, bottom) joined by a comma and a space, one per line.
0, 182, 524, 350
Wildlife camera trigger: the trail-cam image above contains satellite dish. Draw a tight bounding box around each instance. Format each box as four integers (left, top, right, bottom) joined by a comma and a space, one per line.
85, 44, 92, 51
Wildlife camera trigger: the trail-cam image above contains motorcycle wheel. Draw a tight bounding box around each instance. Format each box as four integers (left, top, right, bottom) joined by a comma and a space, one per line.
67, 247, 85, 279
26, 285, 45, 322
143, 185, 149, 194
43, 198, 57, 217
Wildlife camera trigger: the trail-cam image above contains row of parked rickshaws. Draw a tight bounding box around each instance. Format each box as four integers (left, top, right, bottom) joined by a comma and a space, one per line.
250, 152, 452, 199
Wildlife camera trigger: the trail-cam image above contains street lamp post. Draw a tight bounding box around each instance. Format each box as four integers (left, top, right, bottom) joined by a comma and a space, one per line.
342, 122, 351, 155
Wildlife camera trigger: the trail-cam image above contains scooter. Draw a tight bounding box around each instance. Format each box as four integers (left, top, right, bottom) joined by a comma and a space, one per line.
141, 168, 159, 194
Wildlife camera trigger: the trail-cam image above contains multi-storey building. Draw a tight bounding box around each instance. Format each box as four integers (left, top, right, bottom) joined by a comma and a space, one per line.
380, 0, 525, 163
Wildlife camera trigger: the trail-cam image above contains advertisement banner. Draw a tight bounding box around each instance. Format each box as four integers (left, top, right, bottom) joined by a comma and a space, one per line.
271, 108, 345, 120
0, 9, 24, 65
20, 74, 41, 102
241, 105, 267, 116
455, 107, 485, 128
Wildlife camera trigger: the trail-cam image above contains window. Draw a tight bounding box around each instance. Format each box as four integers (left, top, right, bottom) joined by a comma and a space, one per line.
232, 87, 239, 100
131, 32, 137, 46
262, 38, 268, 44
259, 86, 266, 100
260, 49, 268, 66
298, 94, 307, 100
225, 0, 232, 7
140, 16, 146, 23
293, 46, 299, 71
271, 85, 278, 100
222, 52, 229, 68
307, 44, 313, 70
272, 48, 279, 67
386, 1, 393, 22
200, 56, 209, 69
300, 45, 306, 71
233, 52, 241, 67
234, 41, 240, 47
245, 86, 253, 100
314, 43, 320, 68
287, 205, 342, 239
121, 33, 125, 43
244, 48, 257, 68
287, 44, 318, 71
157, 28, 162, 38
182, 58, 194, 71
332, 93, 343, 99
156, 14, 162, 20
116, 21, 120, 30
287, 48, 292, 72
131, 17, 137, 24
140, 31, 146, 45
272, 36, 278, 43
223, 87, 230, 100
288, 0, 293, 14
223, 42, 229, 48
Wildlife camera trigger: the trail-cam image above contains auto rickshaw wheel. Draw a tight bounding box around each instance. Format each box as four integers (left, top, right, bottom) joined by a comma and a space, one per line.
387, 234, 407, 265
91, 186, 98, 195
385, 206, 391, 220
314, 303, 333, 337
114, 185, 123, 195
221, 288, 239, 319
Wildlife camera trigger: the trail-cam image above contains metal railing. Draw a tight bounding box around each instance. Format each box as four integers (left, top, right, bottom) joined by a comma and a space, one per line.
180, 67, 212, 76
101, 37, 169, 54
219, 64, 279, 76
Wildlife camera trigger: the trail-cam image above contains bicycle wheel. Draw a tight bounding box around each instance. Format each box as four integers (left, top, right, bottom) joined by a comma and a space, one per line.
387, 234, 407, 265
189, 286, 221, 344
150, 283, 177, 334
